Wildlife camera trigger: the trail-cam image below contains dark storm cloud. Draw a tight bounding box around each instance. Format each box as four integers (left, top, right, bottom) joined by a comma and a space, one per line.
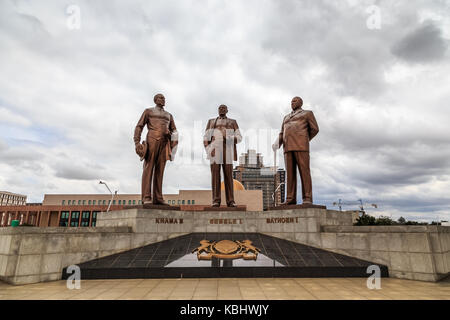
391, 22, 448, 63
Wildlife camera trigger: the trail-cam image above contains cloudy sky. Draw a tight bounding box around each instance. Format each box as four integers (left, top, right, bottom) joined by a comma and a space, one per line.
1, 0, 449, 221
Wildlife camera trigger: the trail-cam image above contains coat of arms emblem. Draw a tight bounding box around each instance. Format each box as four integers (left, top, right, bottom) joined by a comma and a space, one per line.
192, 239, 261, 260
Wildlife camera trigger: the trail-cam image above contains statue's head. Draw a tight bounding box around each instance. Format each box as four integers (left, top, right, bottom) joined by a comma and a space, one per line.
154, 93, 165, 107
291, 96, 303, 110
218, 104, 228, 117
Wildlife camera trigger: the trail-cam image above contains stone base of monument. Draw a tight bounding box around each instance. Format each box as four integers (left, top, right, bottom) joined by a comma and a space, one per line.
1, 207, 449, 285
268, 204, 327, 210
128, 204, 181, 211
205, 205, 247, 211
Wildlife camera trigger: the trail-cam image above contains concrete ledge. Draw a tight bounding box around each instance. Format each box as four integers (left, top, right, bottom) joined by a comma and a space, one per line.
0, 226, 131, 235
322, 225, 447, 233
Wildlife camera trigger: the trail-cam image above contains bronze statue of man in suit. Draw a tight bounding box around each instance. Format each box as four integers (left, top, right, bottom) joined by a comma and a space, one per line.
273, 97, 319, 205
134, 93, 178, 205
204, 105, 242, 207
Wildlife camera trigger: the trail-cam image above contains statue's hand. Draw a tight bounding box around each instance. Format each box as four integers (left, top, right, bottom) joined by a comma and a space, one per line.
164, 128, 171, 140
135, 143, 144, 156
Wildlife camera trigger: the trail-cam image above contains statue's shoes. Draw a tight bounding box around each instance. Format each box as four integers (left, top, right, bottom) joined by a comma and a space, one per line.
281, 201, 297, 206
143, 200, 152, 204
227, 202, 237, 207
153, 201, 168, 205
211, 203, 221, 207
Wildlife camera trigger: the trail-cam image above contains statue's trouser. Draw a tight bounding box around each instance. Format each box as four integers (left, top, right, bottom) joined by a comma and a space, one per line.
284, 151, 312, 204
210, 163, 234, 205
142, 139, 167, 203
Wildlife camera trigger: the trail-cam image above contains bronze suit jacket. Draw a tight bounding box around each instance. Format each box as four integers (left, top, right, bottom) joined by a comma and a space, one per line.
203, 116, 242, 162
134, 106, 178, 160
278, 108, 319, 153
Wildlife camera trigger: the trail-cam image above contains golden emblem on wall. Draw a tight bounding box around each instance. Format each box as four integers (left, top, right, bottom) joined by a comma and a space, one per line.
192, 239, 261, 260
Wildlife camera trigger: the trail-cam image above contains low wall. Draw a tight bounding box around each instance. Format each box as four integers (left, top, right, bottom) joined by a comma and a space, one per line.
0, 226, 135, 285
315, 226, 450, 282
1, 208, 449, 284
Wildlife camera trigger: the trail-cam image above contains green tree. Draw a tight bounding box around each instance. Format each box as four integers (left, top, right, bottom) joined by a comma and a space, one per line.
354, 214, 376, 226
375, 216, 395, 225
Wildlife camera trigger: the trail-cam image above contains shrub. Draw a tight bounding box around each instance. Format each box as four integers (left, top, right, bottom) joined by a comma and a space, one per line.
354, 214, 435, 226
354, 214, 376, 226
375, 216, 396, 225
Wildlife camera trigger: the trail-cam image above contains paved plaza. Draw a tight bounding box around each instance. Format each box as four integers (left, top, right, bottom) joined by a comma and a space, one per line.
1, 277, 449, 300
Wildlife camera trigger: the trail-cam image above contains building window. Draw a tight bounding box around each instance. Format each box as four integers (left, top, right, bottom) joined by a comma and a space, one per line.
78, 200, 81, 205
128, 200, 132, 205
118, 200, 121, 205
83, 200, 86, 205
88, 200, 91, 205
133, 200, 136, 204
178, 200, 181, 205
92, 211, 99, 227
139, 200, 142, 204
59, 211, 70, 227
93, 200, 96, 205
113, 200, 116, 205
81, 211, 90, 227
182, 200, 185, 204
68, 200, 71, 205
70, 211, 80, 227
62, 200, 65, 205
103, 200, 106, 205
187, 200, 191, 204
192, 200, 195, 205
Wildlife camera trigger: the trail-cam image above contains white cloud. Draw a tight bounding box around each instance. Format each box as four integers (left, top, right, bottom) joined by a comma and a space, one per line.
0, 0, 449, 221
0, 107, 31, 126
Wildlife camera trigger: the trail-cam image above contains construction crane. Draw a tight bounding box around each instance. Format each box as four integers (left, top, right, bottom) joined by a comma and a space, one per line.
332, 199, 378, 215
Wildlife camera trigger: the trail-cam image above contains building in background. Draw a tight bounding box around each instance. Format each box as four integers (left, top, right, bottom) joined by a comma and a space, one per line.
0, 204, 110, 228
233, 150, 285, 210
43, 188, 262, 211
0, 191, 27, 206
165, 187, 262, 211
42, 194, 143, 207
0, 188, 263, 228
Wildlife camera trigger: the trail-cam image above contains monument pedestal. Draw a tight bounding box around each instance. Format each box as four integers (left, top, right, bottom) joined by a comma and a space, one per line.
128, 204, 181, 211
268, 203, 326, 211
205, 206, 247, 211
3, 207, 448, 284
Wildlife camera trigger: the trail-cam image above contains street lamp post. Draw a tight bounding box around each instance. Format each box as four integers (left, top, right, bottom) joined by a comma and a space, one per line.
99, 181, 117, 213
272, 182, 285, 207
